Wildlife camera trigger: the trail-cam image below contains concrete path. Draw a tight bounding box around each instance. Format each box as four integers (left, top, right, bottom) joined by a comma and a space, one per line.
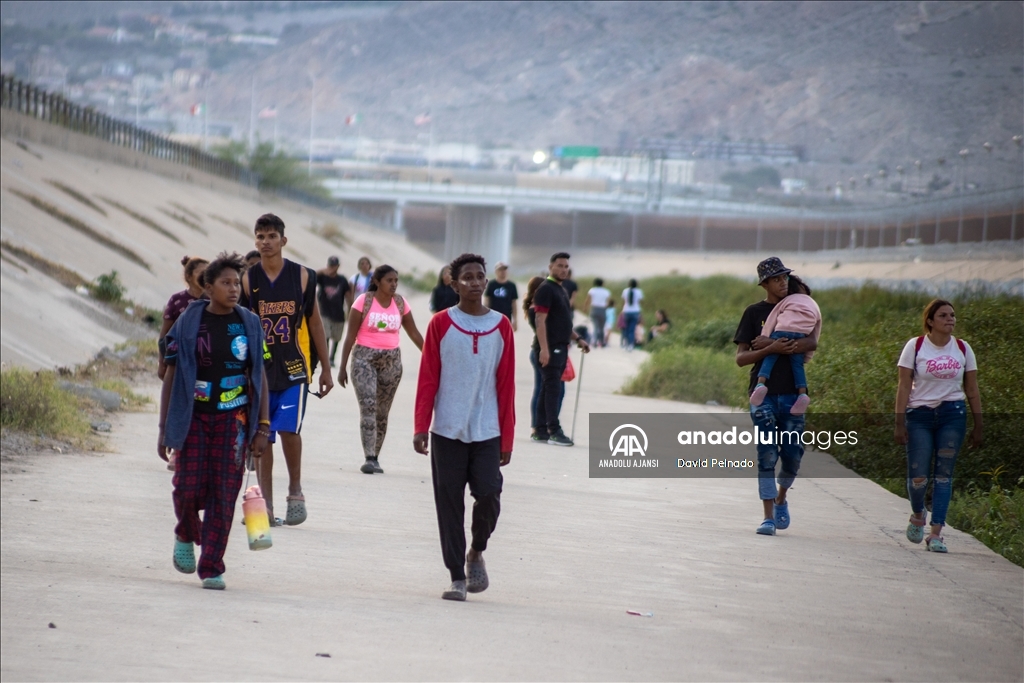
2, 295, 1021, 681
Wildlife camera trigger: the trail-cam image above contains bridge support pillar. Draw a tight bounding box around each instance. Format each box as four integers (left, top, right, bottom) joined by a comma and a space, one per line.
393, 199, 406, 234
444, 205, 512, 271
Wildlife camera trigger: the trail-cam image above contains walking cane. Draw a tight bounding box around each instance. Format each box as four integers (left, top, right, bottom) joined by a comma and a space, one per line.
570, 350, 586, 443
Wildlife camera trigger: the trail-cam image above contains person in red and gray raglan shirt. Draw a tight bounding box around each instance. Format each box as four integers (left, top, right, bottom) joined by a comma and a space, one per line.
414, 253, 515, 603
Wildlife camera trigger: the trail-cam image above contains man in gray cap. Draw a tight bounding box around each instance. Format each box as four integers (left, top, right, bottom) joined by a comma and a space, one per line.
732, 257, 816, 537
485, 261, 519, 331
316, 255, 353, 366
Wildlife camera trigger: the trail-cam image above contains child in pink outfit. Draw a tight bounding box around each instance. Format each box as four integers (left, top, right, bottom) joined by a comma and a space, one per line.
749, 276, 821, 415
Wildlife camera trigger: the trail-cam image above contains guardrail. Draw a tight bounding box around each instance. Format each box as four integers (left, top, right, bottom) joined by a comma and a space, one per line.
1, 73, 258, 187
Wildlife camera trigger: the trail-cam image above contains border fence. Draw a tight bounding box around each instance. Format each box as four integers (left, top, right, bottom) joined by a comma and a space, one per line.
1, 73, 258, 187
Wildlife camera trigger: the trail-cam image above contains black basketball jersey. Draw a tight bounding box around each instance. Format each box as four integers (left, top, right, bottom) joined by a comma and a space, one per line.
245, 259, 318, 391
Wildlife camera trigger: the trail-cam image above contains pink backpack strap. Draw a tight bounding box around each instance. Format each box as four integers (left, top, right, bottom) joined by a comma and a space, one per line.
912, 336, 924, 376
955, 337, 966, 355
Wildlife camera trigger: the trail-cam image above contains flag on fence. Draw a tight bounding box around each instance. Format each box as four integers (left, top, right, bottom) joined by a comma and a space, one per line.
345, 113, 361, 126
190, 103, 205, 116
258, 106, 278, 119
414, 112, 431, 126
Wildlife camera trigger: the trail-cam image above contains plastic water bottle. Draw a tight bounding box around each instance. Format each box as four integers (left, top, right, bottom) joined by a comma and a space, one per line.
242, 485, 272, 550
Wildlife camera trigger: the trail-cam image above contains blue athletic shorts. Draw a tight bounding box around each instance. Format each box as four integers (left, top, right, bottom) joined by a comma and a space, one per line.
267, 384, 307, 442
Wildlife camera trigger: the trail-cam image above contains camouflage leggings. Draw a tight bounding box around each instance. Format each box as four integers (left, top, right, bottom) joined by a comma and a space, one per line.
351, 345, 403, 460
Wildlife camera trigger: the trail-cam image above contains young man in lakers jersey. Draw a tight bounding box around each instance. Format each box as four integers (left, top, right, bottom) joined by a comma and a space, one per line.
242, 213, 334, 526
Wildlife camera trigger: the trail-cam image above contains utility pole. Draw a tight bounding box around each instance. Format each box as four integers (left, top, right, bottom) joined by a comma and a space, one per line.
248, 74, 256, 153
308, 74, 315, 177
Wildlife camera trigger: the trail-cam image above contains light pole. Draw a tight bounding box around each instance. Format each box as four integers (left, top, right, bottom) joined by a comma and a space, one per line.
958, 148, 969, 243
981, 142, 992, 242
308, 73, 316, 177
913, 160, 922, 238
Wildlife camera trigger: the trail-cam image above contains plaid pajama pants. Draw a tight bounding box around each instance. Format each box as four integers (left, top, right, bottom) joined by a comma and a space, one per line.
172, 409, 247, 579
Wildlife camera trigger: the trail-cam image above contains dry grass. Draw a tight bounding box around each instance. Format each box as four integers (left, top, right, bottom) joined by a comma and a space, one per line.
44, 180, 107, 216
208, 213, 253, 236
1, 240, 89, 288
313, 221, 351, 246
7, 189, 151, 271
157, 207, 207, 235
98, 196, 182, 245
169, 201, 203, 222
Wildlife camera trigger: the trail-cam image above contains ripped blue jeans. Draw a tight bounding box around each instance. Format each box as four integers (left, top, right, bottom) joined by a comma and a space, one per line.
750, 394, 805, 501
905, 400, 967, 526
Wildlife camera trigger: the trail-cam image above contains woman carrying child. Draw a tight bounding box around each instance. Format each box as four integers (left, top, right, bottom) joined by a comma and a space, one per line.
749, 274, 820, 416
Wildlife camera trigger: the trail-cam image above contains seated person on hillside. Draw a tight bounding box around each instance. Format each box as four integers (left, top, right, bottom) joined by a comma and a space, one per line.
645, 309, 671, 344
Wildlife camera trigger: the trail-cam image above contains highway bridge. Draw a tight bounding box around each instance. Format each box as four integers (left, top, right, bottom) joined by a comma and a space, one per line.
324, 178, 1023, 269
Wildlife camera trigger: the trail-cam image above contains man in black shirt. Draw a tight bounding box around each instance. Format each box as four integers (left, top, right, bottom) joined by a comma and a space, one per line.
316, 256, 353, 366
733, 257, 816, 537
534, 252, 590, 446
484, 261, 518, 330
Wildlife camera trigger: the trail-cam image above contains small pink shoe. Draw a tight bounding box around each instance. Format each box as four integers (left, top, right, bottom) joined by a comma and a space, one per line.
749, 384, 768, 407
791, 394, 810, 416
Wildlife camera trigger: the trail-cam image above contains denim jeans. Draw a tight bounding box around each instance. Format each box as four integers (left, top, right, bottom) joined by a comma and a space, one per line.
757, 330, 808, 389
905, 400, 966, 526
623, 312, 640, 349
750, 393, 805, 500
530, 348, 564, 433
590, 307, 607, 347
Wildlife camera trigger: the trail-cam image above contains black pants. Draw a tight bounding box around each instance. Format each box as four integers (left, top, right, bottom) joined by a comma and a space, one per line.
536, 344, 568, 435
430, 433, 503, 581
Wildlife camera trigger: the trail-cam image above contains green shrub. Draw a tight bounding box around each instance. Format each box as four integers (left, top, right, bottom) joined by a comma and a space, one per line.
947, 469, 1024, 566
91, 270, 126, 302
0, 368, 90, 439
623, 346, 747, 406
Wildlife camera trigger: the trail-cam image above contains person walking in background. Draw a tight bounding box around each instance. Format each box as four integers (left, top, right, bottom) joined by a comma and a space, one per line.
524, 276, 563, 441
562, 269, 579, 314
533, 252, 589, 447
242, 213, 334, 527
338, 265, 424, 474
733, 257, 816, 537
621, 279, 643, 351
749, 275, 821, 416
604, 297, 616, 347
583, 278, 611, 348
430, 265, 460, 313
316, 255, 353, 367
414, 253, 515, 602
158, 252, 270, 590
484, 261, 518, 331
159, 255, 209, 381
350, 256, 374, 304
895, 299, 982, 554
244, 250, 261, 272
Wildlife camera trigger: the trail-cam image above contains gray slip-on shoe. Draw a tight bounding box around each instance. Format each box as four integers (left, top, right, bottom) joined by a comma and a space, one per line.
442, 580, 467, 601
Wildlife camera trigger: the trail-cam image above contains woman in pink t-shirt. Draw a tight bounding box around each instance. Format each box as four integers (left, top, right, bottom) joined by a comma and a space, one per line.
895, 299, 982, 553
338, 265, 424, 474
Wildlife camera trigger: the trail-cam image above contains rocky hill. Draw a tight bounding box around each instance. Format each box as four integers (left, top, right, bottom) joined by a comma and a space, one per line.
2, 1, 1021, 186
201, 0, 1022, 182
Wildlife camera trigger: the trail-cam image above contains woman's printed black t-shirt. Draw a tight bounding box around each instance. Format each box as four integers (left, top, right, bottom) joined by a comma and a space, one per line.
166, 309, 250, 413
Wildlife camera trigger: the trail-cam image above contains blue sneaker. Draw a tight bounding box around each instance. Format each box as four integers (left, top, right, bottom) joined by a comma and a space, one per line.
756, 519, 776, 536
773, 500, 790, 530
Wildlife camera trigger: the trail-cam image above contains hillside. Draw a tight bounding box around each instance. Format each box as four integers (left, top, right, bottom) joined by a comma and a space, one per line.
0, 133, 441, 370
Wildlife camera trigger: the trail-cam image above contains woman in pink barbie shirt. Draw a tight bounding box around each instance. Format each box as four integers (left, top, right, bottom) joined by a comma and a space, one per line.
894, 299, 982, 554
749, 275, 821, 416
